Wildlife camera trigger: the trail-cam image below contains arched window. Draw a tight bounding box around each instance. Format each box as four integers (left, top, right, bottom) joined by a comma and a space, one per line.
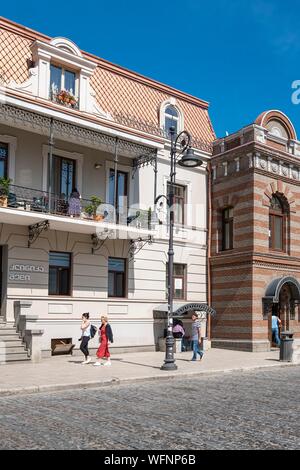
164, 105, 179, 136
269, 194, 288, 252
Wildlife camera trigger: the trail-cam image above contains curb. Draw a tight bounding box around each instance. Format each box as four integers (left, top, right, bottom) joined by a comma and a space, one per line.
0, 361, 298, 398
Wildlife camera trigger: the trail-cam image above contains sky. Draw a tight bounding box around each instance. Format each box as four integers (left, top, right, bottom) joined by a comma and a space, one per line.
1, 0, 300, 138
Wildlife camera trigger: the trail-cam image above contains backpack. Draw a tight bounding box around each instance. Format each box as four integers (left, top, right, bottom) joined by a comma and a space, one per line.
90, 324, 97, 338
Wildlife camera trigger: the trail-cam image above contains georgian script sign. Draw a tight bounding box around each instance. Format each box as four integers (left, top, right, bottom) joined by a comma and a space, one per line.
173, 303, 216, 318
9, 264, 45, 282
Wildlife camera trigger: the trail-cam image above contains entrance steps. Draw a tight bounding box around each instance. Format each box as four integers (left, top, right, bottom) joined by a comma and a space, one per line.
0, 321, 30, 363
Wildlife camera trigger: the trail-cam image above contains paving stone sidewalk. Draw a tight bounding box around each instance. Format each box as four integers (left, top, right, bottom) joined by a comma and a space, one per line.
0, 348, 295, 396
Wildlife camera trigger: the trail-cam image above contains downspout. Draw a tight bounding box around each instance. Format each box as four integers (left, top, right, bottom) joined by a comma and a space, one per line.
114, 138, 118, 222
206, 161, 212, 340
48, 118, 54, 213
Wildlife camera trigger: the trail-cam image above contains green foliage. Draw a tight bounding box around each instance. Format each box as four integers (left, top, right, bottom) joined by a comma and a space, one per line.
84, 196, 102, 216
0, 177, 12, 196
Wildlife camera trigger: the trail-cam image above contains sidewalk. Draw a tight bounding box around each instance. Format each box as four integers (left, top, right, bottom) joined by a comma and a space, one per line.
0, 348, 296, 397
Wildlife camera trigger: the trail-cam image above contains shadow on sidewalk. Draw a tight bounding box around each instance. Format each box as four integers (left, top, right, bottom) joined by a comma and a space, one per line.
67, 358, 162, 370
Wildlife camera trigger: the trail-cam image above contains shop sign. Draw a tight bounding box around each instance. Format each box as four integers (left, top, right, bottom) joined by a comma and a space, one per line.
9, 264, 45, 282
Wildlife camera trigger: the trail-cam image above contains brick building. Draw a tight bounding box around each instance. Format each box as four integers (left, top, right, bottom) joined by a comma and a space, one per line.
210, 110, 300, 351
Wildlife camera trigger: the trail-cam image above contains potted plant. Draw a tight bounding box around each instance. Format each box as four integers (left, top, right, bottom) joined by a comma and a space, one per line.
84, 196, 103, 221
0, 177, 11, 207
56, 90, 77, 108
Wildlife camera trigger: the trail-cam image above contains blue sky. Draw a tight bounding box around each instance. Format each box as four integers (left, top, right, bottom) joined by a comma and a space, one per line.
2, 0, 300, 138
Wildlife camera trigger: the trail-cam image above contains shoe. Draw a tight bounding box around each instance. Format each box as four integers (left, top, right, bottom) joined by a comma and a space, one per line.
93, 361, 102, 366
85, 357, 91, 364
190, 359, 196, 362
103, 361, 111, 366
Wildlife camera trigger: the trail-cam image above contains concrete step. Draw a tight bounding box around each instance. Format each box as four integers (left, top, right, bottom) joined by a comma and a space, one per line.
2, 353, 30, 362
0, 346, 27, 354
0, 334, 21, 341
0, 340, 25, 347
0, 326, 17, 331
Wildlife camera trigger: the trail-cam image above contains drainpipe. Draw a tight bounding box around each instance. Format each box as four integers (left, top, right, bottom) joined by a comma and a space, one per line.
48, 118, 54, 212
206, 161, 212, 340
114, 138, 118, 222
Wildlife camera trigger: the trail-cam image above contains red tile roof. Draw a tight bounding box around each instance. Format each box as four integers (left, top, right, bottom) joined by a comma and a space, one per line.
0, 16, 215, 145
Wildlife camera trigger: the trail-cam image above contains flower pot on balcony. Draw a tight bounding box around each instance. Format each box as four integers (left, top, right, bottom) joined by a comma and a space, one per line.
0, 195, 8, 207
93, 214, 104, 222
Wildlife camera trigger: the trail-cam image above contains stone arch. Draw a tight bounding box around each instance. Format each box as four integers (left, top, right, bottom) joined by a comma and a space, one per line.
50, 37, 82, 57
262, 181, 296, 213
255, 110, 297, 141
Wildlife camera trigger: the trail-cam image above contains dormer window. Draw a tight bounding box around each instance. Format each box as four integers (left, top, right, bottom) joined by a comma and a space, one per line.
160, 100, 183, 137
29, 37, 110, 117
50, 64, 78, 107
165, 105, 179, 136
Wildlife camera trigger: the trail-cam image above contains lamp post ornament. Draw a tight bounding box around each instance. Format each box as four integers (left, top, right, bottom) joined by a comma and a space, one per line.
158, 126, 203, 371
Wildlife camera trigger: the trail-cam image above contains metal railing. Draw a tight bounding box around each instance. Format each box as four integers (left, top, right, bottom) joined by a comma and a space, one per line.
1, 184, 152, 230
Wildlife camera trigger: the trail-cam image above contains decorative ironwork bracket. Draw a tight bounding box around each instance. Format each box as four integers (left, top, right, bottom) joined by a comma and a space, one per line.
132, 151, 157, 178
91, 233, 110, 254
28, 220, 49, 248
128, 236, 153, 261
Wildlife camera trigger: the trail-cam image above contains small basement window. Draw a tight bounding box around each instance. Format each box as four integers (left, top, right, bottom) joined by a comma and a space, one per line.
51, 338, 74, 356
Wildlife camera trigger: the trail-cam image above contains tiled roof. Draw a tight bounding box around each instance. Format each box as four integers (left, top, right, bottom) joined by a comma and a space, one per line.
0, 28, 31, 84
0, 17, 215, 145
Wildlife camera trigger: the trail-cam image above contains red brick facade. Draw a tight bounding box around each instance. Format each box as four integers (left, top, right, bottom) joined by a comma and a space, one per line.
210, 110, 300, 351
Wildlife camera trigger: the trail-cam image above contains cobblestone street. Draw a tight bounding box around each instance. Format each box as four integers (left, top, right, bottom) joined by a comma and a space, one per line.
0, 366, 299, 450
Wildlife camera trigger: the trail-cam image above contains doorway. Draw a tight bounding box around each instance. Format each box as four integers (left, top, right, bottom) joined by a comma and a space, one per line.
109, 169, 128, 222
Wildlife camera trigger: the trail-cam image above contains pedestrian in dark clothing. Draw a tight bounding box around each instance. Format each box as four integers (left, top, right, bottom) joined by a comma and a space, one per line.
79, 312, 91, 364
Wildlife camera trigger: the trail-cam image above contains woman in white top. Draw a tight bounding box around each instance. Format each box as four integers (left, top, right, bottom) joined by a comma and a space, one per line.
80, 312, 91, 364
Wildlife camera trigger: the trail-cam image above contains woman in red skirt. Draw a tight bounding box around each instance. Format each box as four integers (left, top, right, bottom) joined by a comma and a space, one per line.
94, 315, 114, 366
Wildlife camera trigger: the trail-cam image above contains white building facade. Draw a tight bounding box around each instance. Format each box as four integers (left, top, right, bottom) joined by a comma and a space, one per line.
0, 18, 214, 360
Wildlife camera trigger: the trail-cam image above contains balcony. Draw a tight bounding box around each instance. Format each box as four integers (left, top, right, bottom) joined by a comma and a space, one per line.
0, 184, 153, 238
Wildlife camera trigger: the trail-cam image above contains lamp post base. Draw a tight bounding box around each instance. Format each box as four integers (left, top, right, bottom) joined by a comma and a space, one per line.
161, 361, 178, 371
161, 334, 178, 370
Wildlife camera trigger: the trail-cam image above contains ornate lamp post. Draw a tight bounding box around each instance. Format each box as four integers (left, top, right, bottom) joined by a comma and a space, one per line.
156, 126, 203, 371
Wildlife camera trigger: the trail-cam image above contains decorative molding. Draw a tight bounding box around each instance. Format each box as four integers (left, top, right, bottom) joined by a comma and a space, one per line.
0, 103, 156, 159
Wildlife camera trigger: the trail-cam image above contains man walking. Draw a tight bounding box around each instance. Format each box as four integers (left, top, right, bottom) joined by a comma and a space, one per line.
271, 313, 282, 347
191, 313, 203, 361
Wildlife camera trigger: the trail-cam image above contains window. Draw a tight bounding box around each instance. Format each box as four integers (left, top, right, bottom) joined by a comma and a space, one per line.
50, 64, 77, 99
269, 195, 287, 252
49, 252, 71, 296
50, 155, 76, 199
222, 207, 234, 251
167, 182, 186, 225
164, 105, 179, 136
108, 257, 126, 298
166, 263, 187, 300
0, 143, 8, 178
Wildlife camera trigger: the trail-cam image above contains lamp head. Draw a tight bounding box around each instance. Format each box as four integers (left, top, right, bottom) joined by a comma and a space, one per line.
178, 147, 203, 168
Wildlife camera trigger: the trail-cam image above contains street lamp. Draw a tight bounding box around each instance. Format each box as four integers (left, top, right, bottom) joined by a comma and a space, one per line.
157, 126, 203, 371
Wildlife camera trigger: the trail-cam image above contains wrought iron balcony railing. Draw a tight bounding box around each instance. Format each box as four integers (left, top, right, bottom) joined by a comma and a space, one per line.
0, 184, 152, 230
